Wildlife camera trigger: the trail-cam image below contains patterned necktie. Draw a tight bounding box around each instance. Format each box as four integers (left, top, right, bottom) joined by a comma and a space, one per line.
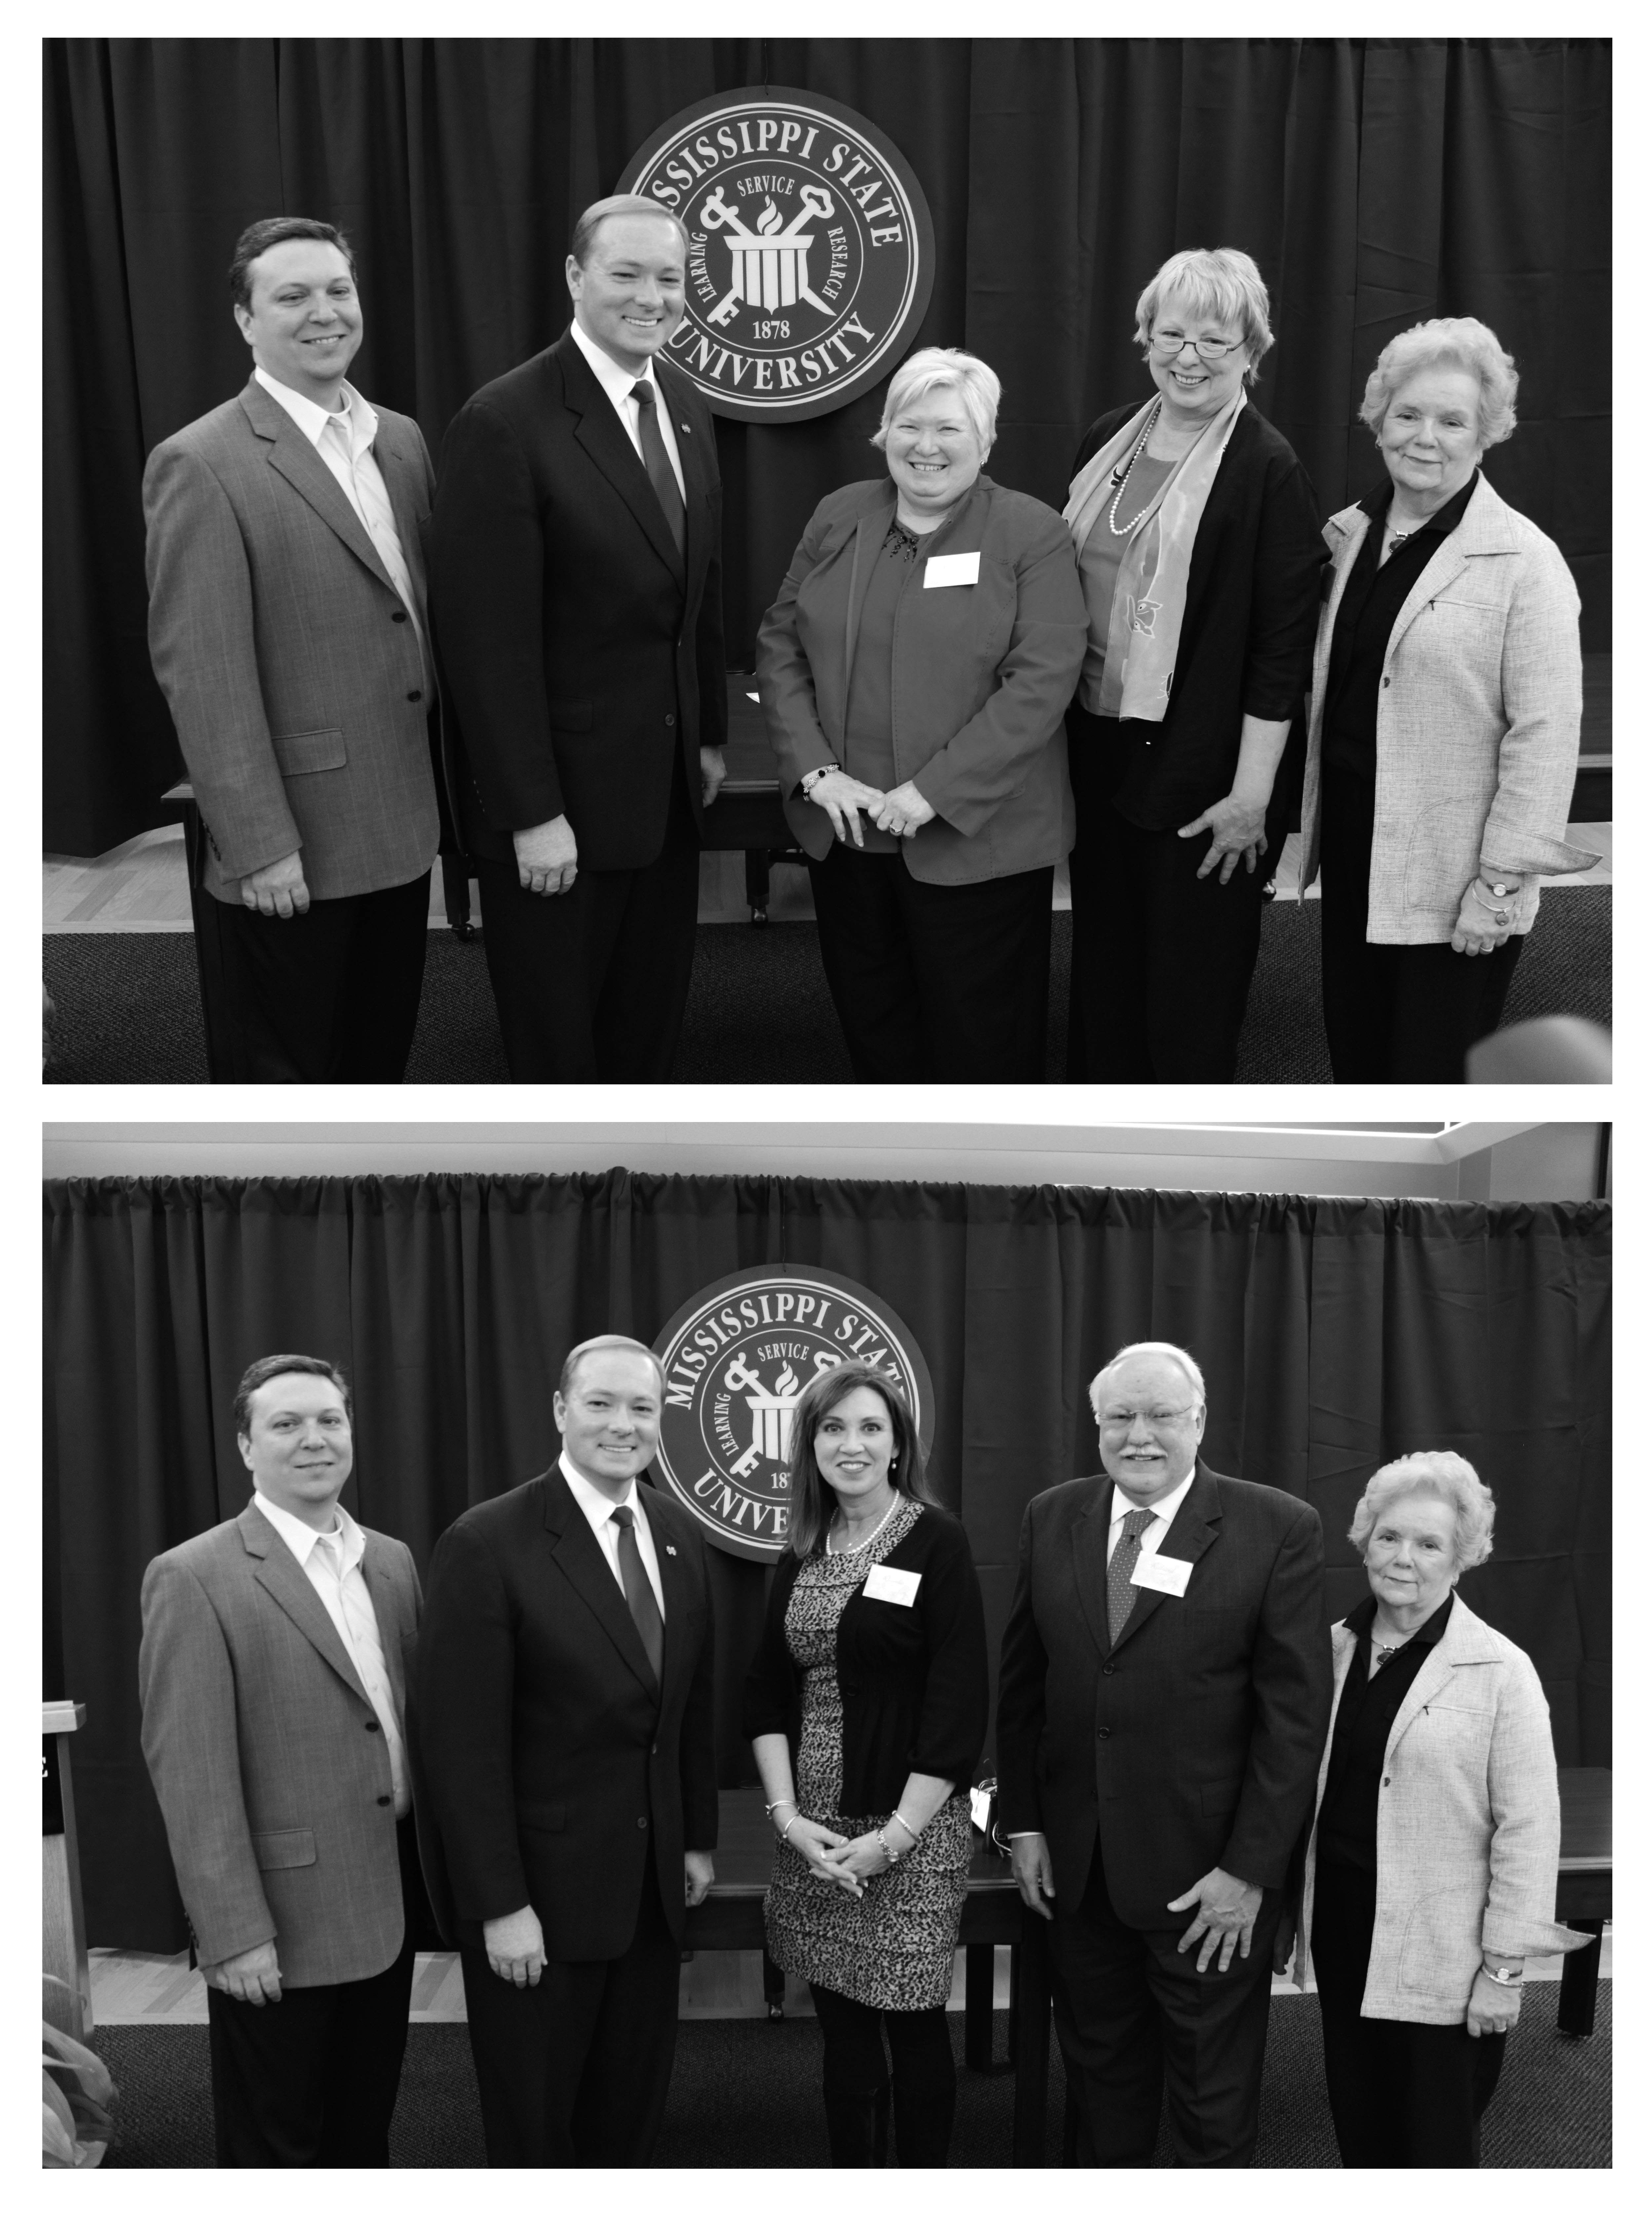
631, 381, 686, 564
1107, 1508, 1158, 1644
610, 1504, 665, 1682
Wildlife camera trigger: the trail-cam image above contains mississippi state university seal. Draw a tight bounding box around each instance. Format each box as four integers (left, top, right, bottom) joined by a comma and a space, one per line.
651, 1266, 934, 1560
618, 87, 935, 423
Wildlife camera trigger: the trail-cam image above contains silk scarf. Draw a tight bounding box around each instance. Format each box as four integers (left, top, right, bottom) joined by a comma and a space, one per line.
1063, 386, 1247, 721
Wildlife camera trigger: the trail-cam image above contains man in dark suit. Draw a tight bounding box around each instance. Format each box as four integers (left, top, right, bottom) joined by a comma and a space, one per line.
996, 1341, 1330, 2166
138, 1355, 429, 2164
144, 218, 447, 1081
415, 1336, 718, 2166
429, 196, 727, 1080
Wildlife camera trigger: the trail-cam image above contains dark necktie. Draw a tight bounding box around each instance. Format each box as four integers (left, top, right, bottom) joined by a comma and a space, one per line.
1107, 1508, 1158, 1644
610, 1503, 664, 1682
631, 381, 686, 565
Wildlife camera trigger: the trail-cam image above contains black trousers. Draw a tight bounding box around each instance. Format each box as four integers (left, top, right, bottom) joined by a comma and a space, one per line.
205, 1815, 424, 2166
191, 870, 430, 1083
1066, 706, 1270, 1081
807, 844, 1054, 1081
1311, 1859, 1506, 2167
474, 754, 701, 1082
459, 1865, 680, 2166
1048, 1835, 1280, 2167
809, 1982, 957, 2167
1319, 765, 1523, 1080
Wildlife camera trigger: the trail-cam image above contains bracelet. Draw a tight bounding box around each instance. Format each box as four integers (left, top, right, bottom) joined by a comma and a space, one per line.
874, 1829, 899, 1868
1480, 1962, 1524, 1986
890, 1810, 920, 1847
763, 1796, 796, 1817
1469, 880, 1512, 925
800, 764, 839, 795
780, 1814, 802, 1845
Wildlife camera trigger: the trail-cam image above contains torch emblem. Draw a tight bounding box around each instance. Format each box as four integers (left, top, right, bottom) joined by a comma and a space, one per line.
699, 184, 837, 327
724, 1355, 805, 1475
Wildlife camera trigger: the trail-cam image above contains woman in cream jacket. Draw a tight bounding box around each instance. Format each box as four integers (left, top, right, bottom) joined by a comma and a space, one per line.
1298, 318, 1594, 1079
1279, 1452, 1588, 2166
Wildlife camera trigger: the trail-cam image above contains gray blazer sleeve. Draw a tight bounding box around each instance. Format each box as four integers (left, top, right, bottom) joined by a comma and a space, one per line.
143, 440, 301, 881
137, 1553, 276, 1969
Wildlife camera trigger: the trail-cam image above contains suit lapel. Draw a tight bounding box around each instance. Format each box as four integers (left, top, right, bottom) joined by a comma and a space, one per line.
541, 1468, 661, 1698
559, 335, 686, 589
238, 1504, 372, 1706
656, 357, 709, 597
372, 422, 427, 599
1070, 1484, 1114, 1659
360, 1536, 407, 1711
238, 377, 399, 597
1106, 1461, 1224, 1658
1385, 537, 1470, 660
645, 1485, 693, 1702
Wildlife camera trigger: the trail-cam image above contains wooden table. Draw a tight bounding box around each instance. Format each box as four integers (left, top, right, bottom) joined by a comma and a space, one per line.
685, 1788, 1050, 2165
1555, 1766, 1612, 2034
695, 1768, 1610, 2169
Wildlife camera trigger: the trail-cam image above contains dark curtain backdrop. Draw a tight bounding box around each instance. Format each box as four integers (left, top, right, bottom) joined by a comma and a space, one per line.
45, 1172, 1609, 1953
45, 36, 1610, 857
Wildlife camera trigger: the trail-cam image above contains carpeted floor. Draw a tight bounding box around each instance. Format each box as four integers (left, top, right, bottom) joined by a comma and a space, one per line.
43, 890, 1610, 1085
90, 1980, 1608, 2166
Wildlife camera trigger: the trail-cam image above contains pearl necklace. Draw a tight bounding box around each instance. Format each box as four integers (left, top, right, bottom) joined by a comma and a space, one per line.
1106, 403, 1165, 537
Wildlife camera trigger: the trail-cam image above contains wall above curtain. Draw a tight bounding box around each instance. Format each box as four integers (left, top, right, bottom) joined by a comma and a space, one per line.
45, 36, 1611, 856
45, 1170, 1609, 1952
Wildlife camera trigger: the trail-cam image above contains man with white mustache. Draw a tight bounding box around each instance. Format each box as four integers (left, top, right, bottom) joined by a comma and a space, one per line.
144, 217, 446, 1081
995, 1341, 1330, 2165
431, 195, 728, 1081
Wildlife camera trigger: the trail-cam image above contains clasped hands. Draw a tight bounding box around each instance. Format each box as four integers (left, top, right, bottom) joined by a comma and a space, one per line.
778, 1813, 891, 1899
803, 768, 935, 847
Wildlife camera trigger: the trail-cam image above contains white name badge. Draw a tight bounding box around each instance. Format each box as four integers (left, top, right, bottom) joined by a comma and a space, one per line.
923, 551, 980, 589
1130, 1551, 1192, 1598
864, 1564, 921, 1606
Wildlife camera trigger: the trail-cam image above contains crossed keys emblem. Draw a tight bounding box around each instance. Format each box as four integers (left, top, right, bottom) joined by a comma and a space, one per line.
699, 184, 836, 327
723, 1354, 803, 1477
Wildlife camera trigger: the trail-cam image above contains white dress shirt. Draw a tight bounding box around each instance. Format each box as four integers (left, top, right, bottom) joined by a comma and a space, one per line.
252, 365, 430, 676
1107, 1465, 1198, 1561
251, 1488, 411, 1816
568, 318, 687, 505
559, 1450, 667, 1618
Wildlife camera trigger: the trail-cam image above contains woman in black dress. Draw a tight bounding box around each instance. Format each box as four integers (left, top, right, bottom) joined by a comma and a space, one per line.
742, 1360, 988, 2166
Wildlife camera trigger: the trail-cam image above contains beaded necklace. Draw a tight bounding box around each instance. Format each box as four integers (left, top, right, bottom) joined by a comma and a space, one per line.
1107, 402, 1167, 537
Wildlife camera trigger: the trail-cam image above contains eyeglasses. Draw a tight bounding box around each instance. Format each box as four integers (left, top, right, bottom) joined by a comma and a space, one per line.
1149, 330, 1247, 363
1098, 1404, 1201, 1433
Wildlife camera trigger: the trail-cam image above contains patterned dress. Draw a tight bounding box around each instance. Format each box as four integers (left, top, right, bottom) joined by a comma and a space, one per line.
762, 1497, 974, 2010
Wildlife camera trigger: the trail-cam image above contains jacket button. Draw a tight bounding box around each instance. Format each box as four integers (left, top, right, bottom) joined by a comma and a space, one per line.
1102, 1664, 1115, 1676
1096, 1726, 1110, 1740
392, 610, 408, 623
652, 1743, 659, 1756
377, 1794, 392, 1807
407, 689, 423, 702
638, 1816, 649, 1829
365, 1719, 380, 1732
665, 713, 676, 727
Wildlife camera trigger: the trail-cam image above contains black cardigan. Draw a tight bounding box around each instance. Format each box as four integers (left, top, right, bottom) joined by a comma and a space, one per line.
1070, 400, 1326, 830
741, 1503, 989, 1820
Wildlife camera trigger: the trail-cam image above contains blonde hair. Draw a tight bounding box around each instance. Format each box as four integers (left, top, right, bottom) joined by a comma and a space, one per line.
1134, 247, 1274, 384
872, 347, 999, 455
1358, 317, 1518, 447
1348, 1451, 1497, 1572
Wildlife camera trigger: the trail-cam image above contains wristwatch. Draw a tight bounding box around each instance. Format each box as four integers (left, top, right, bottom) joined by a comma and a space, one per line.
800, 764, 838, 794
1480, 1962, 1523, 1986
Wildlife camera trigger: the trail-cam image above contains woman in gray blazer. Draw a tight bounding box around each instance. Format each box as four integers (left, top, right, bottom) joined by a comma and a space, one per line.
1299, 317, 1595, 1079
757, 348, 1086, 1082
1277, 1452, 1587, 2167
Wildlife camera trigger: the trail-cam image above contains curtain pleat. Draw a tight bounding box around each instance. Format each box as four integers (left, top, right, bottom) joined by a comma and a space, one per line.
46, 1171, 1610, 1949
44, 35, 1610, 854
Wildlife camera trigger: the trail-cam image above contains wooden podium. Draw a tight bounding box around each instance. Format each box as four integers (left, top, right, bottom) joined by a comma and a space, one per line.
43, 1701, 91, 2040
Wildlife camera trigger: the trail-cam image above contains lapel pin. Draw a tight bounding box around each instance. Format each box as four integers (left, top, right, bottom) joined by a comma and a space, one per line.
666, 1545, 678, 1556
680, 423, 691, 435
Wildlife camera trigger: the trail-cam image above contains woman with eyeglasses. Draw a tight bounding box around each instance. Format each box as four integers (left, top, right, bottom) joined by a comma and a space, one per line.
1296, 319, 1593, 1079
1063, 247, 1326, 1081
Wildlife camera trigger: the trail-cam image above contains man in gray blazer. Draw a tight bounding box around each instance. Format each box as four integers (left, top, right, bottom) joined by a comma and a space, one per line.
138, 1355, 427, 2165
144, 217, 445, 1081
